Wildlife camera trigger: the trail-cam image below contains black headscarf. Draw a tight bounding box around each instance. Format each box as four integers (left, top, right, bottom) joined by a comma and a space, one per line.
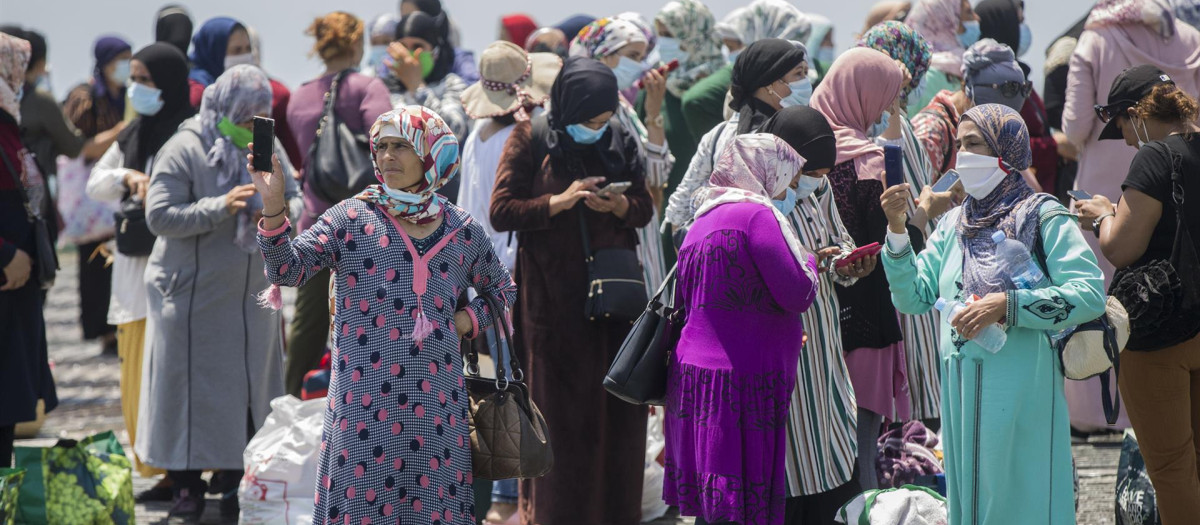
976, 0, 1021, 52
118, 43, 195, 171
730, 39, 807, 134
545, 57, 635, 177
155, 5, 193, 57
758, 106, 838, 172
394, 12, 456, 86
404, 0, 443, 16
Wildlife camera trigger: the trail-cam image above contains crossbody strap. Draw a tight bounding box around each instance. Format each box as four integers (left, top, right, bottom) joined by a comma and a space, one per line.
578, 206, 596, 282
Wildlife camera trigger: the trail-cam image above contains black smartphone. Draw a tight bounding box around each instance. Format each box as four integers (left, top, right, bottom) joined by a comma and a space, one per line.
252, 116, 274, 172
1068, 189, 1093, 201
884, 144, 904, 187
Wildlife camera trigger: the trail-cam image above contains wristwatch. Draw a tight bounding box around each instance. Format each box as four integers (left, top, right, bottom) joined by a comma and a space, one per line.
1092, 212, 1115, 238
647, 113, 664, 129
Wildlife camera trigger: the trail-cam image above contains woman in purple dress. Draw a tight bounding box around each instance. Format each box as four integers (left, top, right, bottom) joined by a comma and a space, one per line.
251, 106, 516, 525
664, 133, 819, 525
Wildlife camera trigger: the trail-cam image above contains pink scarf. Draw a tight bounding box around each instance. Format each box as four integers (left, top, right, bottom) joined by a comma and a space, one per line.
809, 48, 904, 181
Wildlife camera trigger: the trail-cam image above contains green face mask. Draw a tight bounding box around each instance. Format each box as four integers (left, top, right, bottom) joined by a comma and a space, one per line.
217, 117, 254, 149
415, 49, 435, 79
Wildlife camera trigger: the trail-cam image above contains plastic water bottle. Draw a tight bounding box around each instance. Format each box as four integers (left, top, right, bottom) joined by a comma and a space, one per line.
991, 232, 1073, 342
935, 297, 1007, 353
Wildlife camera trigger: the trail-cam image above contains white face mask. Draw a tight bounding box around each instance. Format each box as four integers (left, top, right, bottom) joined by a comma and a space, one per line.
224, 52, 255, 70
1132, 114, 1151, 148
955, 151, 1008, 199
793, 174, 825, 200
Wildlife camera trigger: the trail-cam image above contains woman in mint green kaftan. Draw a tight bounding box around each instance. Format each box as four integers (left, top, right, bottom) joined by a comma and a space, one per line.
879, 104, 1105, 525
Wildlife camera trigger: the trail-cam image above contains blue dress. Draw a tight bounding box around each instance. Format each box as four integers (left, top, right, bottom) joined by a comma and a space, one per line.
259, 200, 516, 525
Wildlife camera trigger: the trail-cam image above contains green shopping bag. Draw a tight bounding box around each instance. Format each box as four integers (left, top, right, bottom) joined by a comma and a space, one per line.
0, 468, 24, 525
14, 431, 135, 525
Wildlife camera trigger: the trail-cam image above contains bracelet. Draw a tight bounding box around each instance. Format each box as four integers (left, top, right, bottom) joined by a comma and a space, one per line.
262, 206, 287, 219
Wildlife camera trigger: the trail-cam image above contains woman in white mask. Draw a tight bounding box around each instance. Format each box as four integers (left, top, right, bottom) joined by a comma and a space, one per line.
570, 17, 673, 294
880, 103, 1105, 525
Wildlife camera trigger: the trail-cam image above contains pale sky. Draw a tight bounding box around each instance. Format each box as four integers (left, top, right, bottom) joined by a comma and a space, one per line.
8, 0, 1095, 102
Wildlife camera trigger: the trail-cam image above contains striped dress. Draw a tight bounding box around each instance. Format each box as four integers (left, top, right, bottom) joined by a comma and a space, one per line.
781, 179, 860, 496
618, 96, 673, 294
876, 119, 943, 421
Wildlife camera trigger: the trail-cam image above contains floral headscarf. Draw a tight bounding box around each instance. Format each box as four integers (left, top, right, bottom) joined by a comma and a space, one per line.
655, 0, 727, 97
957, 103, 1047, 298
1087, 0, 1177, 37
714, 0, 813, 45
0, 33, 30, 123
569, 18, 648, 59
856, 21, 932, 104
355, 106, 461, 224
198, 64, 272, 252
693, 133, 816, 274
905, 0, 968, 76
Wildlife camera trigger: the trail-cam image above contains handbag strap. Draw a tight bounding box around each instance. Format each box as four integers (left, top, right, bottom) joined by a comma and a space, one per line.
578, 206, 597, 282
464, 293, 523, 384
0, 146, 34, 221
315, 70, 349, 137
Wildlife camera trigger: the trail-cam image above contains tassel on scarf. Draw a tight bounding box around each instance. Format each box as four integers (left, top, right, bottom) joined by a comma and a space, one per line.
256, 284, 283, 310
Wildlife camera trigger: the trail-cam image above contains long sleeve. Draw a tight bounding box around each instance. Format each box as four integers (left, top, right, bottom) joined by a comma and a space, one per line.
911, 107, 954, 176
748, 207, 818, 314
489, 122, 551, 233
359, 78, 394, 128
86, 142, 130, 202
28, 92, 85, 158
821, 188, 861, 288
664, 122, 726, 228
680, 71, 729, 143
619, 102, 674, 189
461, 221, 518, 339
395, 75, 470, 139
1006, 207, 1106, 330
1062, 33, 1098, 150
145, 143, 232, 238
882, 210, 955, 316
257, 205, 342, 289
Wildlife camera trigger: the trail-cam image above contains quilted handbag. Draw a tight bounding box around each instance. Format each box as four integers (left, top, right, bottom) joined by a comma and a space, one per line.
464, 294, 553, 480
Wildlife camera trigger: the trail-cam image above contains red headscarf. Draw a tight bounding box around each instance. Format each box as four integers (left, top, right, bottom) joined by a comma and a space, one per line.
501, 14, 539, 48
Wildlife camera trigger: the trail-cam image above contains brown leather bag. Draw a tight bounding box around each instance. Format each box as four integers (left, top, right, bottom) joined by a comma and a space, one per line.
464, 294, 554, 480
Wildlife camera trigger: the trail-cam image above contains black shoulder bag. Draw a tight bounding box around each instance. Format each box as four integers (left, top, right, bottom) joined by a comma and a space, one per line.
603, 264, 684, 405
305, 70, 375, 204
113, 191, 156, 256
0, 147, 58, 289
579, 208, 648, 323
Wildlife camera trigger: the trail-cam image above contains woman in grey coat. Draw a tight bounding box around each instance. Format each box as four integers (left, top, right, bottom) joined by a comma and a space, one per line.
137, 64, 302, 521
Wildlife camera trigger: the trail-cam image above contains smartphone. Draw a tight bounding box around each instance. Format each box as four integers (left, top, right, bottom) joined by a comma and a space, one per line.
931, 169, 962, 193
884, 144, 904, 187
1068, 189, 1094, 201
834, 242, 883, 269
634, 59, 681, 89
251, 116, 275, 173
597, 181, 633, 197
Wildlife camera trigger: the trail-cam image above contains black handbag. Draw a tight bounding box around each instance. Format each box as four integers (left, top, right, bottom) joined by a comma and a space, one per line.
1110, 140, 1200, 351
113, 195, 155, 256
304, 70, 375, 204
579, 208, 647, 323
0, 147, 57, 289
603, 265, 684, 405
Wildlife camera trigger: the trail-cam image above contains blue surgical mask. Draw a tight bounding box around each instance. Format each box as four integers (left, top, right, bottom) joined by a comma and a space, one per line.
611, 56, 644, 91
817, 46, 835, 65
793, 175, 825, 200
1018, 23, 1032, 57
367, 45, 388, 69
869, 110, 891, 138
567, 122, 609, 144
958, 20, 981, 48
780, 78, 813, 108
655, 37, 687, 66
727, 48, 743, 64
127, 82, 164, 116
381, 182, 421, 203
111, 59, 131, 84
772, 187, 798, 216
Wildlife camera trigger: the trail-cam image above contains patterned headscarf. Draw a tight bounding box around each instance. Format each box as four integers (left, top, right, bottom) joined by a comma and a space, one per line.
962, 38, 1027, 110
957, 103, 1046, 298
198, 64, 273, 252
1171, 0, 1200, 28
809, 48, 904, 180
714, 0, 813, 45
0, 33, 30, 123
616, 12, 657, 52
692, 133, 817, 273
906, 0, 968, 76
569, 18, 648, 59
856, 21, 933, 104
1087, 0, 1177, 37
655, 0, 727, 97
356, 106, 461, 224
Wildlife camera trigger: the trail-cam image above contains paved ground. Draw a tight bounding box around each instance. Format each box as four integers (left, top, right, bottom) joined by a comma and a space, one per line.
17, 249, 1121, 524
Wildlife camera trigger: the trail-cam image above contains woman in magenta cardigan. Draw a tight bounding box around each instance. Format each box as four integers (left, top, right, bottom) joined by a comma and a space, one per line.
283, 11, 393, 397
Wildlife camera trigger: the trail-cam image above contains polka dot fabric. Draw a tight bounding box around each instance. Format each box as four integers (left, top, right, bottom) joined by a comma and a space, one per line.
258, 200, 516, 525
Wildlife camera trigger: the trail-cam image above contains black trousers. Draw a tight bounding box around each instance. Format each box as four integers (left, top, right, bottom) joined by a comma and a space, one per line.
76, 240, 115, 340
0, 424, 14, 468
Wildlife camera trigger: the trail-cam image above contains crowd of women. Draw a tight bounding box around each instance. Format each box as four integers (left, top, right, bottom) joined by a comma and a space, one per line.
4, 0, 1200, 524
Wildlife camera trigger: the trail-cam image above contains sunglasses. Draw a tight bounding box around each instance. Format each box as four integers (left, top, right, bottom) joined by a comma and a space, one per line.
1094, 100, 1137, 123
973, 80, 1033, 98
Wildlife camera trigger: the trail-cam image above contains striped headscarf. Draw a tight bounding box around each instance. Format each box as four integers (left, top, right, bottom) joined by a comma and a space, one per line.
569, 18, 647, 59
905, 0, 968, 76
856, 21, 933, 104
655, 0, 726, 97
356, 106, 461, 224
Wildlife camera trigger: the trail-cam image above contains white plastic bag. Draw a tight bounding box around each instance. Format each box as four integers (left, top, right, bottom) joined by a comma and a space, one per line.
239, 396, 326, 525
641, 407, 669, 522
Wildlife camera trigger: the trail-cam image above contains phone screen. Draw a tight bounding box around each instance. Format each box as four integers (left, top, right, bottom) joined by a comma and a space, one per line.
932, 170, 961, 193
599, 182, 631, 197
252, 117, 275, 172
1068, 190, 1093, 201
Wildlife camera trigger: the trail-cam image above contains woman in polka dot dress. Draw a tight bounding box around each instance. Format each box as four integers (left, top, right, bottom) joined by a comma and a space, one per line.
251, 106, 517, 525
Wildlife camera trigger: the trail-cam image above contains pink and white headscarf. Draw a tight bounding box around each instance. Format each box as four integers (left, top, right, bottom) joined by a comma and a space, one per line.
692, 133, 815, 269
0, 33, 31, 123
569, 18, 648, 59
809, 48, 904, 181
906, 0, 968, 76
355, 106, 461, 224
1087, 0, 1177, 38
